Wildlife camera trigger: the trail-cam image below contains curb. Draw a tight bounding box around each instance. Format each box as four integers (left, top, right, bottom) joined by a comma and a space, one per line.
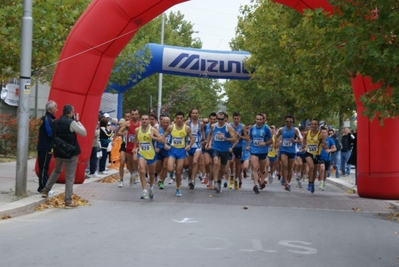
327, 177, 357, 193
327, 177, 399, 212
0, 171, 119, 219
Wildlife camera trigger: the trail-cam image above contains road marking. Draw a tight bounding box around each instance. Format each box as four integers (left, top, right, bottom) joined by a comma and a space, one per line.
172, 218, 197, 223
240, 239, 278, 253
278, 240, 317, 254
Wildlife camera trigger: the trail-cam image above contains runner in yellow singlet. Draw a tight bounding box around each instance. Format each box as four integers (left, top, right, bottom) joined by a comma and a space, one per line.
163, 111, 194, 197
302, 119, 327, 194
133, 114, 164, 200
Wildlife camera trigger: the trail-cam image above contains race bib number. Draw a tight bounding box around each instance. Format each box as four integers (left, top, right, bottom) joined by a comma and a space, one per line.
214, 134, 223, 142
165, 135, 171, 144
128, 134, 135, 143
172, 137, 183, 146
307, 144, 318, 152
282, 140, 292, 147
140, 142, 151, 151
268, 146, 273, 152
253, 138, 263, 146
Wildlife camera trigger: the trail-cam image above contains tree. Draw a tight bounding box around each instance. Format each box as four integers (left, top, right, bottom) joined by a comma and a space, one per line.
225, 0, 356, 127
311, 0, 399, 120
0, 0, 90, 82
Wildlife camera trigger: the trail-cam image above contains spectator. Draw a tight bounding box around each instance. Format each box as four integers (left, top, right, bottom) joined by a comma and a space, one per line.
347, 130, 357, 184
41, 104, 87, 208
36, 100, 58, 193
341, 127, 355, 176
99, 117, 112, 174
87, 125, 100, 178
328, 128, 342, 178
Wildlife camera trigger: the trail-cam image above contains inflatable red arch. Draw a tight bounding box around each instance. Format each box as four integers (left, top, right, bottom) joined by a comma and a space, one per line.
42, 0, 399, 199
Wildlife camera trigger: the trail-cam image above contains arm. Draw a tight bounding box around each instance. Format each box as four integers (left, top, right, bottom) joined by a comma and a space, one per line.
70, 121, 87, 137
44, 115, 53, 137
292, 127, 303, 146
320, 134, 328, 150
150, 128, 164, 143
264, 127, 273, 146
113, 121, 129, 142
186, 126, 194, 151
327, 144, 337, 153
225, 124, 237, 143
240, 124, 249, 141
163, 125, 173, 150
132, 128, 139, 152
206, 124, 214, 149
200, 122, 206, 142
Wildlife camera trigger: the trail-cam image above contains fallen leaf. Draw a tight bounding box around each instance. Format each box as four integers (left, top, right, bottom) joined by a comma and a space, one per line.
243, 206, 248, 210
208, 195, 212, 198
1, 215, 11, 220
352, 207, 361, 212
35, 193, 89, 211
388, 206, 396, 209
98, 175, 119, 183
347, 189, 356, 194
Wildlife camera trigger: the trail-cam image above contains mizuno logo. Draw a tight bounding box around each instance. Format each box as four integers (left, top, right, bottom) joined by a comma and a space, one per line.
168, 53, 249, 74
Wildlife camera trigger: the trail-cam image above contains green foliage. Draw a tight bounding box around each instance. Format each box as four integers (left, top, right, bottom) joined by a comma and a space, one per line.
0, 0, 90, 82
226, 0, 356, 125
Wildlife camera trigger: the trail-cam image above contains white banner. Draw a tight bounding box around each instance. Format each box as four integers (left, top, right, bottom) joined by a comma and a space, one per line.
1, 83, 19, 106
162, 47, 250, 78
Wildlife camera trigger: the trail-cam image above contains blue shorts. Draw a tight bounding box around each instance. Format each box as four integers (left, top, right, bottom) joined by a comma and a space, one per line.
169, 147, 186, 160
138, 154, 157, 165
241, 153, 250, 163
187, 147, 201, 157
268, 156, 277, 162
157, 148, 169, 161
279, 151, 296, 160
297, 152, 306, 163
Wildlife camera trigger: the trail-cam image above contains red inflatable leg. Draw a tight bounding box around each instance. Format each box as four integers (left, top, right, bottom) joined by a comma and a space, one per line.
351, 75, 399, 199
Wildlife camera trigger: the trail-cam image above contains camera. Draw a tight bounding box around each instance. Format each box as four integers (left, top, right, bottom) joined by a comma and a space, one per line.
73, 113, 79, 121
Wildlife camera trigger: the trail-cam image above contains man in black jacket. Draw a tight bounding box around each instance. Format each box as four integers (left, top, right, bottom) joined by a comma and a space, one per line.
41, 104, 87, 209
341, 127, 355, 176
36, 100, 58, 193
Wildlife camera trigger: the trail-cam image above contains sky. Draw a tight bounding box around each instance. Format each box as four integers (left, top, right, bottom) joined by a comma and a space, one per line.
167, 0, 254, 51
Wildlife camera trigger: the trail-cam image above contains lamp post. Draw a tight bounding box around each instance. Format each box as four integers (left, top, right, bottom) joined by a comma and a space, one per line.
16, 0, 33, 196
156, 13, 165, 119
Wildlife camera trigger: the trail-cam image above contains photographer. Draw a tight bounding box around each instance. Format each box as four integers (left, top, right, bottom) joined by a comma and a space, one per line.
41, 104, 87, 209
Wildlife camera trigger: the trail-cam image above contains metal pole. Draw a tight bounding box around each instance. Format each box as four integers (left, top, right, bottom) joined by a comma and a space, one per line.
34, 77, 38, 118
157, 13, 165, 119
149, 95, 152, 113
16, 0, 33, 196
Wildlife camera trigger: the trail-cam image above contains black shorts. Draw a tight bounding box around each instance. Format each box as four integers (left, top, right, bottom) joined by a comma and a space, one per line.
250, 153, 268, 161
304, 152, 321, 165
323, 160, 330, 169
212, 150, 230, 165
119, 142, 126, 152
232, 147, 242, 159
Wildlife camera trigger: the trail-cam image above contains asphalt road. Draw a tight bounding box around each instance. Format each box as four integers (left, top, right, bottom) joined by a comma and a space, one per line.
1, 179, 398, 267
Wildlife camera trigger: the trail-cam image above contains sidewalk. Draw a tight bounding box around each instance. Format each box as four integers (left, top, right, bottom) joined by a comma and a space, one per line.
0, 159, 398, 219
0, 158, 119, 218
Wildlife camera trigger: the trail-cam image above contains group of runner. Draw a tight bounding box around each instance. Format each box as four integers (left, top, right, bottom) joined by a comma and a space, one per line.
112, 109, 336, 200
